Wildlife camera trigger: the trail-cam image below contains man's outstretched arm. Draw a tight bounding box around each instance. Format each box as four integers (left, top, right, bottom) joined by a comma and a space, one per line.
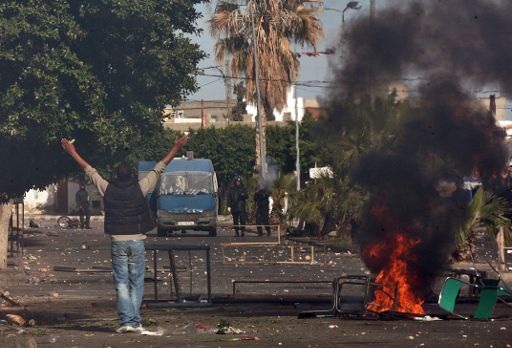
161, 135, 189, 165
61, 139, 91, 170
61, 138, 108, 195
139, 135, 189, 195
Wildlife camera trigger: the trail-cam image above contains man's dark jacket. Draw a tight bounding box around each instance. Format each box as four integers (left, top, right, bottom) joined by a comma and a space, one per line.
103, 180, 154, 235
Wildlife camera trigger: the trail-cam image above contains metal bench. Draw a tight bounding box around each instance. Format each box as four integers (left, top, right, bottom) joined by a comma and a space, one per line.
145, 242, 212, 305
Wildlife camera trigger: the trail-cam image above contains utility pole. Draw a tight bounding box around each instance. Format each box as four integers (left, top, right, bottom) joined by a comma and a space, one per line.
369, 0, 376, 110
249, 0, 266, 178
294, 84, 301, 191
224, 58, 232, 121
201, 99, 206, 128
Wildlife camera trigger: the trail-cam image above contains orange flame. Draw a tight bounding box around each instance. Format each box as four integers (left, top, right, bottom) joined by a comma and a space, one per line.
366, 233, 425, 315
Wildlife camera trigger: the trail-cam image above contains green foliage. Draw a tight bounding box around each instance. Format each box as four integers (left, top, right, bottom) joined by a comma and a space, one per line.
142, 318, 158, 327
267, 114, 316, 175
187, 125, 256, 183
229, 82, 247, 121
0, 0, 205, 199
217, 319, 230, 329
455, 187, 511, 260
286, 96, 404, 236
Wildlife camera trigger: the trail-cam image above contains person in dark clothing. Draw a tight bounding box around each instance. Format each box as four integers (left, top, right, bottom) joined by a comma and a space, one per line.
75, 183, 91, 229
228, 176, 247, 237
254, 185, 271, 236
61, 135, 188, 334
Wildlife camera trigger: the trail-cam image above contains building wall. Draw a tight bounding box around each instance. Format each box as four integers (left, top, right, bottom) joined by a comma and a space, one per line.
245, 86, 305, 122
23, 180, 103, 214
24, 185, 58, 212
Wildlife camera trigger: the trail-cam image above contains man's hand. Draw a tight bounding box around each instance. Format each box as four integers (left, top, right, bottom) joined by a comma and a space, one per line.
61, 138, 77, 155
173, 135, 189, 150
61, 138, 90, 170
161, 135, 189, 165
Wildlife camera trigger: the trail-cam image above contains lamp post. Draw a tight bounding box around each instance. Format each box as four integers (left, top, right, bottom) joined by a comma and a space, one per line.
294, 83, 301, 191
342, 1, 362, 25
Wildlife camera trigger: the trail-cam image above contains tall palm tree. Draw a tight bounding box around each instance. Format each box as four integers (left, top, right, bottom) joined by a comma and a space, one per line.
210, 0, 322, 171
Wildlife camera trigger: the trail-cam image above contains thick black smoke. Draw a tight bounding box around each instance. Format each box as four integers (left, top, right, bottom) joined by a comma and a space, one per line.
326, 1, 511, 297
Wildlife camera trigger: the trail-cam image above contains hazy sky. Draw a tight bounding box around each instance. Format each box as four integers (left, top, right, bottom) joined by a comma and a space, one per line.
188, 0, 375, 101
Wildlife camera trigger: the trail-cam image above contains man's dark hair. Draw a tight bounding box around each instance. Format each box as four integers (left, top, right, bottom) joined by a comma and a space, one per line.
116, 162, 132, 182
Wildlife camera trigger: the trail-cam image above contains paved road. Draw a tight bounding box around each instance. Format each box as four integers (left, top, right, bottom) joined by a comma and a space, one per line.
0, 216, 509, 347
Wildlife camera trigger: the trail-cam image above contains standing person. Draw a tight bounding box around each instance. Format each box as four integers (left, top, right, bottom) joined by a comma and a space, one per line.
61, 135, 188, 334
75, 183, 91, 229
254, 185, 271, 236
228, 176, 247, 237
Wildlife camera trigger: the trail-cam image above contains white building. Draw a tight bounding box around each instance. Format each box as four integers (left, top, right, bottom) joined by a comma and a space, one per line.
245, 86, 305, 122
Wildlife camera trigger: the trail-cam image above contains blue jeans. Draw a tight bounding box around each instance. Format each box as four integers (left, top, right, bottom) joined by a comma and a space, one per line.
111, 240, 145, 327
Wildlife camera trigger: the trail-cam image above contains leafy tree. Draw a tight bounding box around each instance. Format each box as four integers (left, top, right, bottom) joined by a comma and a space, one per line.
186, 125, 256, 213
267, 113, 317, 176
0, 0, 205, 268
210, 0, 322, 171
286, 96, 404, 238
454, 187, 510, 261
230, 82, 247, 121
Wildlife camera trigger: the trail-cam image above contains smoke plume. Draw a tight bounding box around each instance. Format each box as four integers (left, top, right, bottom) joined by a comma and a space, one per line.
327, 0, 510, 300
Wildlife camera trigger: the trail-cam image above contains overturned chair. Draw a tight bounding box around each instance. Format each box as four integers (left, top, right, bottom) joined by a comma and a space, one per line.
438, 263, 512, 320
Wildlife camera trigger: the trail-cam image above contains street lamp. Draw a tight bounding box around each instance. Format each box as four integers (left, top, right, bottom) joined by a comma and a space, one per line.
342, 1, 362, 24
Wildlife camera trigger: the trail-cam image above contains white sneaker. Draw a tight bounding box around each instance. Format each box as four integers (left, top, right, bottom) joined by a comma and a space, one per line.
132, 326, 145, 334
115, 325, 138, 333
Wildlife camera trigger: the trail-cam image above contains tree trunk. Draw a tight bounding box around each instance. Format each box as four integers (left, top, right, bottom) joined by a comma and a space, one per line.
255, 125, 261, 172
497, 226, 506, 271
0, 201, 13, 270
255, 115, 267, 175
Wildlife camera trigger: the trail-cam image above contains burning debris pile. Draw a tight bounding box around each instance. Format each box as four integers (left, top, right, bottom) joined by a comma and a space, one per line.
326, 0, 512, 314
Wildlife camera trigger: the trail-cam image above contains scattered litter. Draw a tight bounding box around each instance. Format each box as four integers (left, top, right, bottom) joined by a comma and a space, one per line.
328, 325, 339, 329
413, 315, 442, 321
6, 314, 25, 327
500, 327, 506, 331
0, 291, 22, 306
229, 336, 260, 341
139, 328, 165, 336
215, 326, 245, 334
408, 336, 415, 340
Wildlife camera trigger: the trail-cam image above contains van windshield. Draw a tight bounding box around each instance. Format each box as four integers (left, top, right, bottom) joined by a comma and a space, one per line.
159, 172, 213, 195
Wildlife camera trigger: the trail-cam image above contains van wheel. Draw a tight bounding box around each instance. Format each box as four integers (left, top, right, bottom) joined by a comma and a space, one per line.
157, 228, 168, 237
208, 227, 217, 237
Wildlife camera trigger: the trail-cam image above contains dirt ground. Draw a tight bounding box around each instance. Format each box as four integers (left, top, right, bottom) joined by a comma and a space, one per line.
0, 217, 510, 348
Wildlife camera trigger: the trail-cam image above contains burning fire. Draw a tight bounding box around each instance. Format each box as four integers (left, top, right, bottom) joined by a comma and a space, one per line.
364, 233, 425, 315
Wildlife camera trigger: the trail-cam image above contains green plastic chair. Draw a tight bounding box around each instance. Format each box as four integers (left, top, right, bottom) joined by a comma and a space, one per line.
438, 277, 499, 320
438, 277, 468, 319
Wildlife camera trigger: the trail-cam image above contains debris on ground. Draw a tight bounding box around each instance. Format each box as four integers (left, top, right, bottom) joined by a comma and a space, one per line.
0, 291, 22, 306
229, 336, 260, 341
139, 328, 165, 336
215, 326, 245, 334
413, 316, 442, 322
5, 314, 26, 327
